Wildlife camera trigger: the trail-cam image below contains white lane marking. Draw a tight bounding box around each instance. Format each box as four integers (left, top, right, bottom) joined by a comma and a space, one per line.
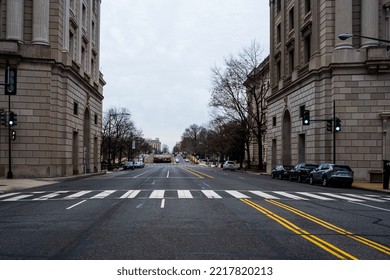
250, 191, 280, 200
177, 190, 193, 198
3, 194, 34, 201
161, 199, 165, 208
63, 191, 92, 200
273, 191, 308, 200
90, 190, 116, 199
349, 201, 390, 212
150, 190, 165, 199
133, 171, 150, 178
0, 192, 21, 199
341, 193, 386, 202
33, 191, 69, 200
201, 190, 222, 199
225, 190, 250, 199
319, 193, 364, 202
167, 171, 170, 178
120, 190, 141, 199
66, 200, 87, 210
296, 192, 335, 201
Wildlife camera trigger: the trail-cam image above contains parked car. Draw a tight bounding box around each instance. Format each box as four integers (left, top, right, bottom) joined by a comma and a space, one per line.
288, 163, 319, 183
123, 161, 134, 170
222, 161, 237, 171
271, 165, 294, 179
134, 161, 145, 168
309, 163, 354, 187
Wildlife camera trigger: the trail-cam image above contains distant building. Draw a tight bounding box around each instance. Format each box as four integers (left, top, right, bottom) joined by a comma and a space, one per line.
145, 137, 161, 153
267, 0, 390, 181
0, 0, 105, 177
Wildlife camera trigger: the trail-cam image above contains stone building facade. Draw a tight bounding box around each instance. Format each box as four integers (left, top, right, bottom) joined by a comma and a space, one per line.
0, 0, 104, 177
267, 0, 390, 181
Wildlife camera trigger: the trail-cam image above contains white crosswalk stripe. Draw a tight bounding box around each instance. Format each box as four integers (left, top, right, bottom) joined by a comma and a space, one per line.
149, 190, 165, 199
296, 192, 335, 201
33, 191, 69, 200
319, 193, 364, 202
120, 190, 141, 199
250, 191, 280, 199
3, 194, 34, 201
201, 190, 222, 199
0, 189, 389, 203
90, 190, 116, 199
63, 191, 92, 200
225, 190, 250, 199
273, 191, 308, 200
177, 190, 193, 198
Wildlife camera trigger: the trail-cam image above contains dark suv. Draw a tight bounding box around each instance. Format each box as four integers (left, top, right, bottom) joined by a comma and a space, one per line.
288, 163, 319, 183
271, 165, 294, 180
309, 164, 354, 187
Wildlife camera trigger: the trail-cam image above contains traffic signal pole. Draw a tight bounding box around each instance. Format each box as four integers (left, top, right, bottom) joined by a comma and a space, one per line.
7, 94, 12, 179
302, 101, 341, 164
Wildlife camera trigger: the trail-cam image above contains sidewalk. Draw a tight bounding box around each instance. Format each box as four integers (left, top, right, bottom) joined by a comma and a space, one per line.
0, 172, 106, 194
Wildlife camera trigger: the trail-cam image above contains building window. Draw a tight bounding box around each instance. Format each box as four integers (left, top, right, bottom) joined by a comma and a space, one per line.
304, 34, 311, 64
94, 114, 98, 125
276, 60, 281, 81
305, 0, 311, 15
273, 116, 277, 127
288, 48, 295, 74
276, 0, 281, 13
69, 31, 75, 59
289, 7, 294, 31
74, 102, 79, 115
276, 23, 281, 44
82, 3, 87, 31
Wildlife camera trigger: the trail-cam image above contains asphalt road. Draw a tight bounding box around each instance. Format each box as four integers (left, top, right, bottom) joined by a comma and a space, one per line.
0, 160, 389, 260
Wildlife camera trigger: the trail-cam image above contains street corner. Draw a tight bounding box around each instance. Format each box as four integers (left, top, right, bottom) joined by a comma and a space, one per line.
0, 178, 58, 193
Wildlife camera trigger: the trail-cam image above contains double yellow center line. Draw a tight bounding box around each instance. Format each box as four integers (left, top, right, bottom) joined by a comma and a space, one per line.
241, 198, 390, 260
181, 167, 214, 179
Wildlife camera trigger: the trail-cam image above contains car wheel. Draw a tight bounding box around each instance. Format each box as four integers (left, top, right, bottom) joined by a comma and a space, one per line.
322, 177, 329, 187
271, 173, 275, 179
309, 176, 314, 185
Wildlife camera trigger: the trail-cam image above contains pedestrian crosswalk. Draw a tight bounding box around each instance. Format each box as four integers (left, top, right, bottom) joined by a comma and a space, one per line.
0, 189, 389, 203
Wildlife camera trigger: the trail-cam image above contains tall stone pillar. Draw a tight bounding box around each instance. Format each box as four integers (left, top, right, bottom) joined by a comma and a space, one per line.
361, 0, 379, 48
335, 0, 353, 49
32, 0, 50, 45
6, 0, 24, 41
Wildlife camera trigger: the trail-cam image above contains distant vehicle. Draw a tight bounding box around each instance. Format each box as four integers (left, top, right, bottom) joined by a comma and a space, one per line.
123, 161, 134, 170
271, 165, 294, 179
222, 161, 237, 171
133, 161, 145, 168
175, 158, 180, 163
288, 163, 319, 183
309, 164, 354, 187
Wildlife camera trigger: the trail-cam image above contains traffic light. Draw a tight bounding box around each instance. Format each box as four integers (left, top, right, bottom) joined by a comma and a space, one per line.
326, 120, 333, 132
0, 111, 6, 126
5, 67, 17, 95
8, 111, 17, 127
11, 130, 16, 141
302, 110, 310, 125
335, 118, 341, 132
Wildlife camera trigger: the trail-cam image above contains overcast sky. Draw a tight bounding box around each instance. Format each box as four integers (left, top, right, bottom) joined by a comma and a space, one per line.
100, 0, 270, 150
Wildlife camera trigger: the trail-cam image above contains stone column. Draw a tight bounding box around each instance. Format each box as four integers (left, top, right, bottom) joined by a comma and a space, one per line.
6, 0, 24, 41
32, 0, 50, 45
361, 0, 379, 48
335, 0, 353, 49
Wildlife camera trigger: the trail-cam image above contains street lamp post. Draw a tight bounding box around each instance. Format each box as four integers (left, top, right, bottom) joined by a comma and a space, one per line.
338, 33, 390, 189
338, 33, 390, 44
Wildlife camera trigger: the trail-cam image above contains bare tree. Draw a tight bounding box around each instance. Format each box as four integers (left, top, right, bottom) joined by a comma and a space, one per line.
209, 41, 268, 170
101, 107, 137, 167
